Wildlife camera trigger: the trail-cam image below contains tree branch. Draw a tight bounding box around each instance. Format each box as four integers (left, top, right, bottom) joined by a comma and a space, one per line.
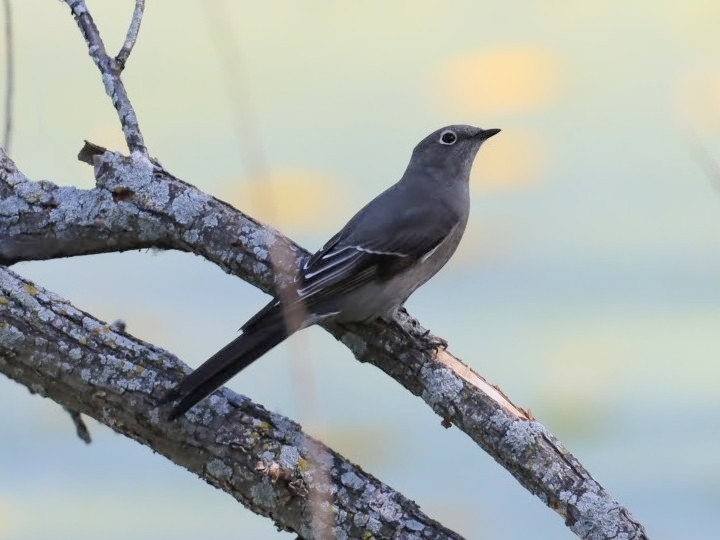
0, 2, 649, 537
115, 0, 145, 70
0, 264, 462, 539
0, 145, 647, 539
64, 406, 92, 444
63, 0, 146, 155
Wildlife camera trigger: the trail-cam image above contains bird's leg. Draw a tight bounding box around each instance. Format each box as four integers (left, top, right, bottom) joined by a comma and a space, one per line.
404, 325, 448, 352
422, 331, 448, 351
392, 307, 448, 352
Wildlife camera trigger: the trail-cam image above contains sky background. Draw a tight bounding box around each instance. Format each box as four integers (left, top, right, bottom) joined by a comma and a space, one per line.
2, 1, 720, 539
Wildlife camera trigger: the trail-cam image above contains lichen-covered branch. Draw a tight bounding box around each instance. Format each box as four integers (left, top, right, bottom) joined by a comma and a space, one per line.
0, 145, 298, 288
335, 316, 648, 539
0, 146, 647, 539
63, 0, 146, 155
0, 265, 461, 540
0, 1, 651, 537
115, 0, 145, 70
0, 147, 172, 262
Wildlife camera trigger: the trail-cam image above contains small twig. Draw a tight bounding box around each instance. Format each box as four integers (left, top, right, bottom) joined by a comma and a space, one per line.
115, 0, 145, 70
201, 7, 333, 535
201, 1, 269, 181
110, 318, 126, 332
63, 0, 147, 156
2, 0, 13, 152
77, 139, 108, 165
64, 407, 92, 444
687, 131, 720, 197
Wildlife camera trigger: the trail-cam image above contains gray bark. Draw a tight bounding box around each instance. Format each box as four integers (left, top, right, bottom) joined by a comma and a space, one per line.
0, 1, 649, 537
0, 263, 461, 540
0, 146, 648, 540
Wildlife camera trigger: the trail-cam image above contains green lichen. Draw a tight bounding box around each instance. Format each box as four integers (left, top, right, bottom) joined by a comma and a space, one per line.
23, 283, 38, 296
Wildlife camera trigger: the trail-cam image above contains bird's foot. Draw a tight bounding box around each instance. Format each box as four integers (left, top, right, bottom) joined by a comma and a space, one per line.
392, 308, 448, 351
421, 330, 448, 351
402, 325, 448, 352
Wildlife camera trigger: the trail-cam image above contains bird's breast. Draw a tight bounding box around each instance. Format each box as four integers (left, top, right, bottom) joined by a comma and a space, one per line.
333, 220, 467, 323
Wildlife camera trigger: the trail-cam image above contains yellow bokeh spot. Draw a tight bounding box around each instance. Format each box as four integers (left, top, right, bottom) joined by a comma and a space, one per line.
437, 47, 562, 114
471, 129, 549, 191
221, 168, 346, 232
88, 122, 130, 154
665, 2, 720, 51
674, 70, 720, 134
0, 498, 16, 537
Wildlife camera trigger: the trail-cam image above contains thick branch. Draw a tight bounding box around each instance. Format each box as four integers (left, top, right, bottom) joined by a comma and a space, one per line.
0, 265, 461, 539
63, 0, 146, 155
0, 147, 647, 539
0, 148, 173, 262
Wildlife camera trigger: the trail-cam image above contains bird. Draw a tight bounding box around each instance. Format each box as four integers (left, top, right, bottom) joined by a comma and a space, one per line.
163, 124, 500, 420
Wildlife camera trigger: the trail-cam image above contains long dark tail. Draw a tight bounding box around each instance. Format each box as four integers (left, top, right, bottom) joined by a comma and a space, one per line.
164, 302, 289, 420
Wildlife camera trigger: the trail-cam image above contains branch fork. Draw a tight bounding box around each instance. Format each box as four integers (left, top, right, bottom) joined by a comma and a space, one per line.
0, 2, 649, 539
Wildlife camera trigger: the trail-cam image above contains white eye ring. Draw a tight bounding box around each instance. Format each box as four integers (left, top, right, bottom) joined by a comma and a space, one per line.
439, 130, 457, 145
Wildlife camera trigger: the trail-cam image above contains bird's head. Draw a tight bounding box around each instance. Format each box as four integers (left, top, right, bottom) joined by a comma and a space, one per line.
408, 124, 500, 182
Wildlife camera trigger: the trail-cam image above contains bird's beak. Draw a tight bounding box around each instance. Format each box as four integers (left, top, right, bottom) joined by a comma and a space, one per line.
480, 128, 501, 140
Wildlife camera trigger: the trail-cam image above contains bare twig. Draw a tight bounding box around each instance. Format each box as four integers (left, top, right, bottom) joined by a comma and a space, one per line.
202, 5, 331, 536
2, 0, 13, 151
115, 0, 145, 70
0, 147, 648, 540
687, 131, 720, 196
0, 265, 462, 539
63, 0, 147, 155
63, 407, 92, 444
202, 1, 268, 178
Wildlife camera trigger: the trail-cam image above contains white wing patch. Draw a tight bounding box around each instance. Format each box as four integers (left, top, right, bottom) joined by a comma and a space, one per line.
320, 245, 356, 260
420, 242, 441, 263
354, 245, 408, 257
299, 244, 408, 298
304, 248, 359, 279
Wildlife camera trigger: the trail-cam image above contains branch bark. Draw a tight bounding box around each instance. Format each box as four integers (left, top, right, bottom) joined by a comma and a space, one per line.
0, 264, 462, 540
0, 144, 648, 539
115, 0, 145, 70
0, 1, 650, 538
64, 0, 146, 155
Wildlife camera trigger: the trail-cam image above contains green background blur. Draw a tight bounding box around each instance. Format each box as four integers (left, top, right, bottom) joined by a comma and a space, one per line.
2, 1, 720, 539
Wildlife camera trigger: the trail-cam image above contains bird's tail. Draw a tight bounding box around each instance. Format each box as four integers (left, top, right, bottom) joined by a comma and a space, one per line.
164, 302, 290, 420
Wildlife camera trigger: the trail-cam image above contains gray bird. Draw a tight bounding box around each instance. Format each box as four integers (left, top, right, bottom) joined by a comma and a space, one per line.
164, 124, 500, 419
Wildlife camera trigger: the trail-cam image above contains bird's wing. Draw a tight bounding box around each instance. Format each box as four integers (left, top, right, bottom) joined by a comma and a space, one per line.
298, 202, 459, 306
163, 207, 456, 420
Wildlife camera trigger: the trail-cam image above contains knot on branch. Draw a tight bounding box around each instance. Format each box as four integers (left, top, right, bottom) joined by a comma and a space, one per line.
0, 147, 27, 189
86, 146, 154, 196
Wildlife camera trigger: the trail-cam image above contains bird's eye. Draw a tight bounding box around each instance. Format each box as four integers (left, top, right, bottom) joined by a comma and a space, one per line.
439, 130, 457, 145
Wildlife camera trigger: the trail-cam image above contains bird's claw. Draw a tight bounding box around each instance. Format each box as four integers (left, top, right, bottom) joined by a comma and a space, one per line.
424, 333, 448, 351
404, 326, 448, 352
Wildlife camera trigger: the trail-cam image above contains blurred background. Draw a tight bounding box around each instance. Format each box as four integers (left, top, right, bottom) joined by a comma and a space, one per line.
2, 1, 720, 538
